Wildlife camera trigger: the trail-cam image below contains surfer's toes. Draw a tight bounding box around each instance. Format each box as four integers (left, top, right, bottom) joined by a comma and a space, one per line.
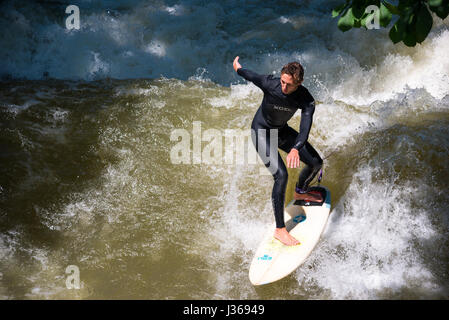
290, 239, 300, 246
274, 231, 300, 246
282, 238, 300, 246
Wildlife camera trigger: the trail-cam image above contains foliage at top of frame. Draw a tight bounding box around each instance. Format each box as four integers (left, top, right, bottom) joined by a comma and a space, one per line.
332, 0, 449, 46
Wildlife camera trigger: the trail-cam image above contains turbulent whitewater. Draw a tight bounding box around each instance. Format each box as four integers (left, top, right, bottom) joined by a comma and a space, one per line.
0, 0, 448, 299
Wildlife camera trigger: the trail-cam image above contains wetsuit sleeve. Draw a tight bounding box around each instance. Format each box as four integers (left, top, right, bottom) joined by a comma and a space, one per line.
292, 100, 315, 151
237, 68, 269, 91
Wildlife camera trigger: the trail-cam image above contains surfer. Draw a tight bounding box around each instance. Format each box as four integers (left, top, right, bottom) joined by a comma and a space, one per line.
233, 56, 323, 246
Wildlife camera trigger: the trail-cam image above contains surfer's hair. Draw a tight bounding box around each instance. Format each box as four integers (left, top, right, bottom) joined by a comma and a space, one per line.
281, 62, 304, 83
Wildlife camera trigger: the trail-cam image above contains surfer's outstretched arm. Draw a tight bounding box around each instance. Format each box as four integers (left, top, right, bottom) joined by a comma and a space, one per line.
233, 56, 268, 91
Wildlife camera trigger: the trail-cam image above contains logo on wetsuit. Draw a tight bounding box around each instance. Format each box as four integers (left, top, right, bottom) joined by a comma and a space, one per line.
273, 105, 291, 112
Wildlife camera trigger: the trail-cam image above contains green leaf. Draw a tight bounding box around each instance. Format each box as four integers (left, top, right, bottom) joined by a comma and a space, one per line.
389, 18, 406, 43
406, 11, 415, 25
332, 0, 444, 46
332, 2, 348, 18
428, 0, 443, 6
414, 5, 433, 43
352, 0, 367, 19
403, 13, 417, 47
338, 7, 356, 32
361, 11, 375, 28
379, 2, 393, 27
428, 0, 449, 20
403, 31, 417, 47
382, 1, 400, 15
397, 0, 413, 13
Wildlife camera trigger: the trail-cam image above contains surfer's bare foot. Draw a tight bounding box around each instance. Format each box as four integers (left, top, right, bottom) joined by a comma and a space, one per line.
274, 228, 300, 246
294, 191, 323, 202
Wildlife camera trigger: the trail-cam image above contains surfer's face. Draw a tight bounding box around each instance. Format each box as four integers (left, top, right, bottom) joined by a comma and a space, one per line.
280, 73, 301, 95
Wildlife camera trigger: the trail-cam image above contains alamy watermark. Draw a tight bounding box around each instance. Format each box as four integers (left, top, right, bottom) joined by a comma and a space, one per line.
365, 5, 381, 30
64, 4, 381, 31
65, 5, 80, 30
65, 265, 80, 289
170, 121, 279, 175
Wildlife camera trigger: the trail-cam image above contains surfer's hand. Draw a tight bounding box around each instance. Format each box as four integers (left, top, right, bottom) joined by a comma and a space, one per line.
287, 148, 300, 168
233, 56, 242, 72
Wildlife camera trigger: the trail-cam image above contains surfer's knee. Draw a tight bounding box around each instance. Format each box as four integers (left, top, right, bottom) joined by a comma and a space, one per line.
273, 166, 288, 184
311, 156, 323, 170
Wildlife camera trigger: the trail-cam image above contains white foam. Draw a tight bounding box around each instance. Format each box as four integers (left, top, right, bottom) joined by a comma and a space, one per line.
1, 0, 448, 107
143, 40, 166, 57
2, 100, 39, 116
293, 165, 440, 299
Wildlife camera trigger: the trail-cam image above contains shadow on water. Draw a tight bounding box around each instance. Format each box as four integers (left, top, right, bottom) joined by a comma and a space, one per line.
253, 113, 449, 299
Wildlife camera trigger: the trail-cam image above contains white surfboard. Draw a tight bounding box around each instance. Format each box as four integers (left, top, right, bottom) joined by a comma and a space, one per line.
249, 186, 331, 286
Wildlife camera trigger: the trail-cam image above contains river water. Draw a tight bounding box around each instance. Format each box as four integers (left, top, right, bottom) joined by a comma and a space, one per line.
1, 0, 448, 299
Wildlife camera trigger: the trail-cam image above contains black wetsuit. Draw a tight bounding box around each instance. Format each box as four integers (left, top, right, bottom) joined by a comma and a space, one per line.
237, 68, 323, 229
